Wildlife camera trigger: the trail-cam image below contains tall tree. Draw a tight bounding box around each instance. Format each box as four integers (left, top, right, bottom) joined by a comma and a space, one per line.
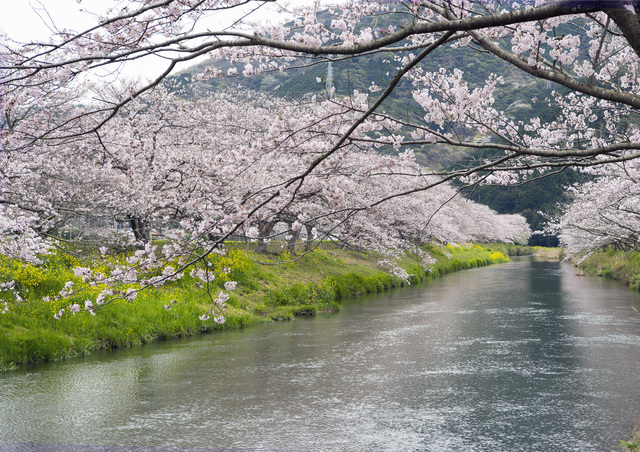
2, 0, 638, 307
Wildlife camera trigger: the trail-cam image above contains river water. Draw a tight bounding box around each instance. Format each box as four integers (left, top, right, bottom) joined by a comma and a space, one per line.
1, 258, 640, 451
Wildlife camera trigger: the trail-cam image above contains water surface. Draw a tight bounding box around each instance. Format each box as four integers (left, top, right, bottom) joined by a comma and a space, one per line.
1, 258, 639, 451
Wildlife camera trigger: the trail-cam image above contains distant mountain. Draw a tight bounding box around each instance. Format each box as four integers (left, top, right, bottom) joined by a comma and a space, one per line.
166, 10, 580, 246
169, 42, 560, 167
462, 169, 587, 247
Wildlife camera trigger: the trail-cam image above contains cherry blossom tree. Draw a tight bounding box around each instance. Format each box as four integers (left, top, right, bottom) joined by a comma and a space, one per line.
555, 161, 640, 258
5, 1, 640, 178
5, 0, 639, 312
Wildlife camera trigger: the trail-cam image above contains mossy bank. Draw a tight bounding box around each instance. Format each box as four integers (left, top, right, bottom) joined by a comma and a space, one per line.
574, 248, 640, 291
0, 243, 512, 370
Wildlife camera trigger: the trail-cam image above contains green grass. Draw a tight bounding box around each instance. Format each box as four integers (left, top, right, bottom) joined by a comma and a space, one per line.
621, 420, 640, 451
576, 248, 640, 290
0, 242, 513, 370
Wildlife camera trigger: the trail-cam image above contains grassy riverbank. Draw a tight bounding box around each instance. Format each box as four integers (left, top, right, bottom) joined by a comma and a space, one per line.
484, 243, 564, 260
575, 248, 640, 291
568, 247, 640, 451
621, 423, 640, 451
0, 243, 510, 370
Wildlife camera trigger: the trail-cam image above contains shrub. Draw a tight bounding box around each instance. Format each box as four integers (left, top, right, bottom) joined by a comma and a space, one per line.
489, 251, 508, 263
600, 267, 613, 279
13, 263, 47, 293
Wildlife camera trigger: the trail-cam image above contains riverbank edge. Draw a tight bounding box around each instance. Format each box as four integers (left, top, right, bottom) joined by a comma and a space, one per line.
0, 243, 524, 370
573, 248, 640, 292
570, 248, 640, 450
488, 243, 564, 260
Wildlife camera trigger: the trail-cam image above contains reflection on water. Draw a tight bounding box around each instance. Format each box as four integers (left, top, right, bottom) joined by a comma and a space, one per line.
1, 259, 640, 451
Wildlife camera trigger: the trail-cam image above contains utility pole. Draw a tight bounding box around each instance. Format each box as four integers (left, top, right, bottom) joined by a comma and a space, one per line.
326, 61, 334, 99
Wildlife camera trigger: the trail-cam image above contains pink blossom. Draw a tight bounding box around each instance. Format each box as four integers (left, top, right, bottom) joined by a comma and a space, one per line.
243, 64, 254, 76
216, 292, 230, 305
59, 281, 74, 298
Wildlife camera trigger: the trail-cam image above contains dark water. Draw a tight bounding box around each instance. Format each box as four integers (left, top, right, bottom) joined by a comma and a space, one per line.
1, 258, 640, 451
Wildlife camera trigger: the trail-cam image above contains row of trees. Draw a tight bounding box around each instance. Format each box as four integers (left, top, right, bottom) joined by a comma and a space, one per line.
1, 84, 531, 260
555, 161, 640, 258
0, 82, 531, 316
3, 0, 640, 306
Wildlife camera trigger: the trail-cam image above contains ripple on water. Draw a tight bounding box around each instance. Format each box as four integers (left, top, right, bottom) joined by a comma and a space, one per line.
1, 260, 640, 451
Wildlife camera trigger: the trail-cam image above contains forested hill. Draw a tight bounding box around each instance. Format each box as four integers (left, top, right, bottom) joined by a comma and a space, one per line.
452, 147, 590, 247
171, 45, 558, 134
168, 7, 560, 147
461, 169, 587, 247
166, 12, 576, 246
170, 43, 559, 166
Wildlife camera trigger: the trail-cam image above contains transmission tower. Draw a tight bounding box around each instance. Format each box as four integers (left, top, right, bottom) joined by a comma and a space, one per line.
325, 61, 334, 99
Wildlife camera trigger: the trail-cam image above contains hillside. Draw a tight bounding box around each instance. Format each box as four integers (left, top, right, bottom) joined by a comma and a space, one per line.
462, 168, 588, 246
170, 45, 558, 165
165, 11, 573, 246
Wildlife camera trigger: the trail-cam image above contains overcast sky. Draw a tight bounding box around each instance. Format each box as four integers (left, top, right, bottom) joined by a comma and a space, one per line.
0, 0, 317, 41
0, 0, 309, 81
0, 0, 96, 42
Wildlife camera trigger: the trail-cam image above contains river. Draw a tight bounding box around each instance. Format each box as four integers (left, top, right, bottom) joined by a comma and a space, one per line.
1, 258, 640, 451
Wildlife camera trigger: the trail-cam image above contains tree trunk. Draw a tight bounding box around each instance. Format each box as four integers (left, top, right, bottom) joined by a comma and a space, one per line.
256, 220, 275, 254
607, 7, 640, 61
304, 224, 315, 251
286, 221, 300, 253
128, 216, 151, 243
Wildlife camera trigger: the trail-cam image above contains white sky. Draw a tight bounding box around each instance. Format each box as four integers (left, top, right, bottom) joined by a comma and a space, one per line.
0, 0, 312, 81
0, 1, 97, 42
